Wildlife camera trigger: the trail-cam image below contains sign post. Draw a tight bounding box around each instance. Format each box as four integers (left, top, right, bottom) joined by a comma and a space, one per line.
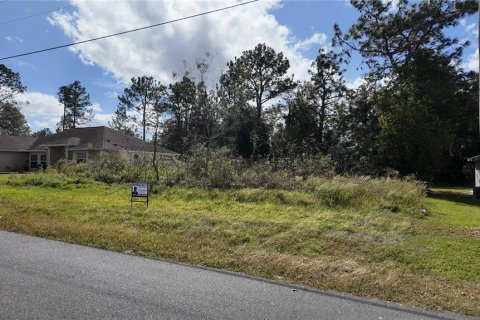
131, 182, 149, 207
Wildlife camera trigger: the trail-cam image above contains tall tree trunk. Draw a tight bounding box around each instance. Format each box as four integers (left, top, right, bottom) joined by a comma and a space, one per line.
142, 104, 146, 141
255, 89, 263, 122
318, 90, 327, 153
152, 130, 159, 183
63, 105, 66, 131
73, 97, 77, 128
256, 99, 262, 121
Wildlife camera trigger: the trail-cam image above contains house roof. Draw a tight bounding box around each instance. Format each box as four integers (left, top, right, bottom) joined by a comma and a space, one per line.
102, 126, 177, 154
0, 126, 179, 155
0, 136, 36, 151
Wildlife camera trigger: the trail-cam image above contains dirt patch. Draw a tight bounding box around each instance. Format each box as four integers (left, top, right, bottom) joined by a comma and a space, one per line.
472, 229, 480, 238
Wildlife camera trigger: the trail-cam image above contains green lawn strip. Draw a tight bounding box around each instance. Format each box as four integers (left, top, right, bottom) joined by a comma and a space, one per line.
399, 191, 480, 282
408, 235, 480, 282
0, 183, 478, 316
425, 191, 480, 228
377, 188, 480, 281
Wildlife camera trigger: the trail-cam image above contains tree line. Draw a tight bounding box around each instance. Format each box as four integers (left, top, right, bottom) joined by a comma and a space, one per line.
0, 0, 478, 183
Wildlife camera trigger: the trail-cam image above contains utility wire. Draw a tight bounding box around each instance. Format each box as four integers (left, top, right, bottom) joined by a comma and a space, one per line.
0, 0, 259, 61
0, 5, 74, 25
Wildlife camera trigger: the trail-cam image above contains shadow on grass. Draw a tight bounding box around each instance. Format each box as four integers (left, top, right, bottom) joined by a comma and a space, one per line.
427, 189, 480, 207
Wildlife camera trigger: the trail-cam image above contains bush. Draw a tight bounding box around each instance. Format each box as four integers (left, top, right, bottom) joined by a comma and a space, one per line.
7, 150, 426, 213
6, 169, 95, 189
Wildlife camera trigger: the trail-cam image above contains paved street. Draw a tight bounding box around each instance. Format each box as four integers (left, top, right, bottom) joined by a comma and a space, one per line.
0, 230, 475, 320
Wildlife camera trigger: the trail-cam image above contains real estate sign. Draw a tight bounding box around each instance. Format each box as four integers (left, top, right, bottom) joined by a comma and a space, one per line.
131, 183, 148, 197
131, 182, 149, 207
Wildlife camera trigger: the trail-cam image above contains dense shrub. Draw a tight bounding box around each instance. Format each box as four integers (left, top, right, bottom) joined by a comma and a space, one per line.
303, 176, 425, 213
4, 150, 425, 212
6, 169, 94, 189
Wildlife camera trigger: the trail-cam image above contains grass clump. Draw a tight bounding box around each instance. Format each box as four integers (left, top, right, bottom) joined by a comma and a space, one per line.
5, 170, 94, 189
17, 155, 425, 215
303, 176, 425, 214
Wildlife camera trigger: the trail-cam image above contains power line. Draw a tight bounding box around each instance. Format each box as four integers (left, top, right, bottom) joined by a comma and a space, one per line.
0, 5, 74, 26
0, 0, 259, 61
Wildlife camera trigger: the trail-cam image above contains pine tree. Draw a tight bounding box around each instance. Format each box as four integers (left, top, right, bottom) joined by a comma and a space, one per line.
57, 81, 93, 130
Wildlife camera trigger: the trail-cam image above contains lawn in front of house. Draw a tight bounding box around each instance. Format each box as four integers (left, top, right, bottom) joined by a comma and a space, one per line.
0, 176, 478, 316
411, 188, 480, 282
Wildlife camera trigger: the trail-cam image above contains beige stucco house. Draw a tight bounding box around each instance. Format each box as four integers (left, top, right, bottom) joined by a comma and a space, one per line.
0, 126, 178, 172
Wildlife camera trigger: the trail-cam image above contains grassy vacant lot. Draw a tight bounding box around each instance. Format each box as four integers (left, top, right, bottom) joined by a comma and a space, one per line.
0, 173, 478, 316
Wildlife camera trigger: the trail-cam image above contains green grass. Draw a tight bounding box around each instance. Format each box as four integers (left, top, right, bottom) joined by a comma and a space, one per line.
405, 188, 480, 282
0, 176, 478, 316
0, 174, 13, 182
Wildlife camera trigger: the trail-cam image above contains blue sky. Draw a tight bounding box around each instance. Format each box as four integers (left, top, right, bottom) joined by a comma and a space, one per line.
0, 0, 477, 132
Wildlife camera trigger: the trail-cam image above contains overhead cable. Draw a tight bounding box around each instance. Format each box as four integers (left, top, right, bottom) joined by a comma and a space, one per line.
0, 0, 259, 61
0, 5, 74, 25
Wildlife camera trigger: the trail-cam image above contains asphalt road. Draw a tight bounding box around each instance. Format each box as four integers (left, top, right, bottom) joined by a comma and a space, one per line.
0, 230, 475, 320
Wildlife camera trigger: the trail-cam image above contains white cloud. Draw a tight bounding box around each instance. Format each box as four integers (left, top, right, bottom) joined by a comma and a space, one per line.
460, 18, 478, 37
17, 92, 111, 131
465, 23, 478, 36
19, 92, 63, 117
293, 33, 327, 52
381, 0, 400, 12
104, 91, 119, 99
89, 103, 115, 127
17, 92, 62, 131
49, 0, 322, 84
90, 113, 113, 127
91, 102, 102, 113
31, 117, 60, 130
346, 76, 366, 90
5, 35, 23, 43
465, 48, 479, 71
459, 18, 478, 71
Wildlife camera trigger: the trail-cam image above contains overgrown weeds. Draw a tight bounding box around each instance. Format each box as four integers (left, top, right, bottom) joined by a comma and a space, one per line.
5, 162, 425, 216
6, 170, 94, 189
42, 149, 333, 188
7, 151, 426, 205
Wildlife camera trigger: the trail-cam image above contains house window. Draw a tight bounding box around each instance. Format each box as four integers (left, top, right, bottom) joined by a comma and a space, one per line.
30, 154, 38, 169
76, 152, 87, 163
40, 154, 47, 168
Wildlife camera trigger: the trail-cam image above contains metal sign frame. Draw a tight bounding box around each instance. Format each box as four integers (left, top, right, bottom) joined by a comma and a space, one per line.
131, 182, 149, 207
